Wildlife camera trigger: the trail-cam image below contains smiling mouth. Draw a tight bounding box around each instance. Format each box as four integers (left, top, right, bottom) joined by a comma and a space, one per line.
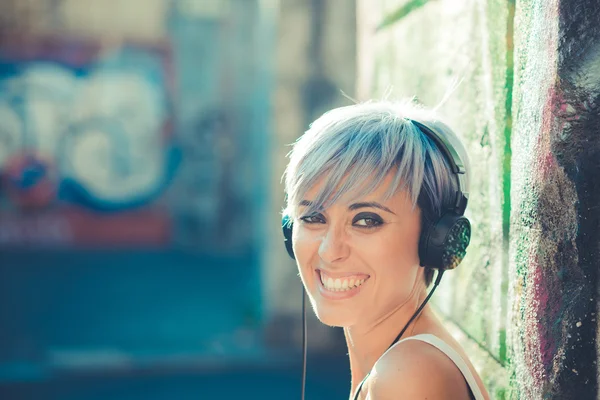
317, 269, 369, 292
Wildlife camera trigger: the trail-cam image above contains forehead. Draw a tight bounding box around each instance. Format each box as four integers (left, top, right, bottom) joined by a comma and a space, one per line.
302, 170, 413, 210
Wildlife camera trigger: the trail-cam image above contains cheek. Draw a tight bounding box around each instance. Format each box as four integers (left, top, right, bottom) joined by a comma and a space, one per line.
359, 228, 420, 266
292, 227, 319, 273
356, 229, 421, 294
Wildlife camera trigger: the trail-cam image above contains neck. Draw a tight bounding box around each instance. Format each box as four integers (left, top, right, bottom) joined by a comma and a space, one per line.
344, 284, 431, 395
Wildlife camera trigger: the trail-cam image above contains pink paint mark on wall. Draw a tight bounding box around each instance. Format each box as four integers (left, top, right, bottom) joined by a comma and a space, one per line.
531, 261, 557, 368
522, 81, 569, 389
523, 253, 552, 388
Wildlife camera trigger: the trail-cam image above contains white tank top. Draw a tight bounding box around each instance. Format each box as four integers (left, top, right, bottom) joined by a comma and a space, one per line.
360, 333, 486, 400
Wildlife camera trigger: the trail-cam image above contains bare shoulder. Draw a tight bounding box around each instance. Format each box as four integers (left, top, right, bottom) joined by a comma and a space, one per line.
366, 338, 472, 400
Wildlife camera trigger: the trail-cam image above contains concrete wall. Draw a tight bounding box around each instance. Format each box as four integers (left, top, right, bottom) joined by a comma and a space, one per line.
358, 0, 511, 396
358, 0, 599, 398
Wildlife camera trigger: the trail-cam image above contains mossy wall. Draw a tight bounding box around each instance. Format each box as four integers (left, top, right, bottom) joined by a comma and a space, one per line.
358, 0, 599, 398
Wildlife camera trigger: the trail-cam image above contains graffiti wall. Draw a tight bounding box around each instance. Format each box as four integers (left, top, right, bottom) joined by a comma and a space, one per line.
509, 0, 599, 398
0, 35, 179, 247
0, 1, 274, 393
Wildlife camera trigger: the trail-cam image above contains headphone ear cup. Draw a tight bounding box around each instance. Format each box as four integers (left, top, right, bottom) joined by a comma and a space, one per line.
282, 215, 295, 260
419, 213, 471, 270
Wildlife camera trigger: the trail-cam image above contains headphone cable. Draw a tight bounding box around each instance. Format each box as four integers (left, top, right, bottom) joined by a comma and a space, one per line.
389, 268, 445, 346
301, 287, 307, 400
351, 269, 445, 400
301, 269, 445, 400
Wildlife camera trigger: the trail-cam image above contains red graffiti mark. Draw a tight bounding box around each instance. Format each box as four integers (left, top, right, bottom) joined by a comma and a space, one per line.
523, 253, 545, 387
532, 264, 556, 367
2, 152, 58, 210
523, 246, 563, 394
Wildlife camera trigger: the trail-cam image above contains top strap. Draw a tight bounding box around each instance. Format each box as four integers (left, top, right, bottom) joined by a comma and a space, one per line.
391, 334, 485, 400
354, 334, 485, 400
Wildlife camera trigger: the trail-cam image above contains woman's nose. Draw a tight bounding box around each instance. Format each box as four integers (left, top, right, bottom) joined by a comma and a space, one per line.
318, 225, 350, 263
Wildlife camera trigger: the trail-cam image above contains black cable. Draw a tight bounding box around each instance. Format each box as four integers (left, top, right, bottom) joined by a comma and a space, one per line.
352, 269, 445, 400
300, 269, 445, 400
301, 287, 307, 400
389, 268, 445, 346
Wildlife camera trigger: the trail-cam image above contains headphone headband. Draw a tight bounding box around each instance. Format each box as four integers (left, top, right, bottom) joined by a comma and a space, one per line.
410, 120, 469, 215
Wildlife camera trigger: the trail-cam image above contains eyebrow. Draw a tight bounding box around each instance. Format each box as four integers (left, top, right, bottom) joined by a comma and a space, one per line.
299, 200, 395, 215
349, 202, 395, 214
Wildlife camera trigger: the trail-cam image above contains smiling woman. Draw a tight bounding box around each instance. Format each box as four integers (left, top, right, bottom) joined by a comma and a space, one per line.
281, 100, 490, 400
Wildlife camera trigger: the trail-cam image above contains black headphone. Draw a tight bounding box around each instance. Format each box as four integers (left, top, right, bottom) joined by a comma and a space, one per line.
281, 119, 471, 400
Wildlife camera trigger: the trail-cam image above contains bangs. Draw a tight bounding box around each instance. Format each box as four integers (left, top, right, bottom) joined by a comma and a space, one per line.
284, 106, 429, 219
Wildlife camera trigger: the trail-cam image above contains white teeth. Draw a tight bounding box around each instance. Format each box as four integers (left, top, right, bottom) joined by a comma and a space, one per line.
319, 271, 367, 292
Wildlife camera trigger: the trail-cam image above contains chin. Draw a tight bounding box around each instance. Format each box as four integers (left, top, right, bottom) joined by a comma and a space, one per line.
311, 302, 357, 328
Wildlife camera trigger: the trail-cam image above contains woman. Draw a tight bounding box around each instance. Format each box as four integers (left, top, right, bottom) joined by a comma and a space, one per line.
281, 100, 490, 399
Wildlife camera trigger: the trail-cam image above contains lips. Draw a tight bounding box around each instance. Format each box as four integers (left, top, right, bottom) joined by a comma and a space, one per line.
314, 269, 369, 300
318, 269, 369, 291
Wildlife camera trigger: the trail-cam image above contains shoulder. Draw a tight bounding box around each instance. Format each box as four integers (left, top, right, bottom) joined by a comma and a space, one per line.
367, 337, 471, 400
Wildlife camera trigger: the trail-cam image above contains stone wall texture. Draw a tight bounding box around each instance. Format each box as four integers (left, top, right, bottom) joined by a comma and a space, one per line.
358, 0, 599, 398
509, 0, 599, 398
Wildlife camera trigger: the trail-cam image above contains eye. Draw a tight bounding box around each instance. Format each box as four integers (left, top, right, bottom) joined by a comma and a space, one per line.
353, 213, 383, 228
299, 214, 325, 224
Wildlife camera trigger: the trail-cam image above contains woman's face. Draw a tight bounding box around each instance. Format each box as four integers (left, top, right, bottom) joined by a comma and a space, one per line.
292, 171, 423, 328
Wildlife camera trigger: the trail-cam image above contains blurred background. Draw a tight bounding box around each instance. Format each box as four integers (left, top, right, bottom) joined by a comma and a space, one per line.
1, 0, 598, 399
0, 0, 354, 399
